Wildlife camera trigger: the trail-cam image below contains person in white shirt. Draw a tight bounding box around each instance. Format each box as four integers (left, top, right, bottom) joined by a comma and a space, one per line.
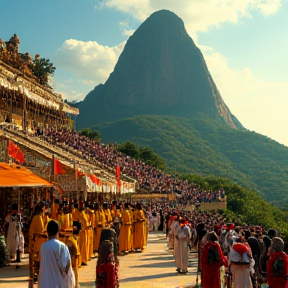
38, 220, 75, 288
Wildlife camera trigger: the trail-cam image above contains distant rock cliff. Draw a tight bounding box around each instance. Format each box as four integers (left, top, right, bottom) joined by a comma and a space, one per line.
76, 10, 243, 130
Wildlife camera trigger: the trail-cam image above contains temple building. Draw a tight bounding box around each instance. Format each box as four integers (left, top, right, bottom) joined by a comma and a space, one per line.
0, 60, 79, 132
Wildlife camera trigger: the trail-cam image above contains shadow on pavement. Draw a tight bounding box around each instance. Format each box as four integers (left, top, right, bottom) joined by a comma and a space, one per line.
147, 240, 167, 244
132, 260, 176, 268
0, 279, 28, 284
79, 281, 95, 287
120, 271, 180, 282
139, 256, 173, 261
0, 264, 29, 278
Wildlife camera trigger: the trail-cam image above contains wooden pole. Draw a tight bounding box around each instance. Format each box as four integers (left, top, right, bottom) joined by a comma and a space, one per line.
28, 228, 34, 288
74, 162, 77, 199
51, 154, 55, 184
28, 251, 34, 288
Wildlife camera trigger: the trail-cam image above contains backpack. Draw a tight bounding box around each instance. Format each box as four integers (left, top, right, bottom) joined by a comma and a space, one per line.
270, 251, 287, 279
207, 244, 220, 264
272, 257, 285, 278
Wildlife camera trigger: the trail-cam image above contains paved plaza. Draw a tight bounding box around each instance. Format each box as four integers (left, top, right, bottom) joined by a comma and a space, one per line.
0, 232, 198, 288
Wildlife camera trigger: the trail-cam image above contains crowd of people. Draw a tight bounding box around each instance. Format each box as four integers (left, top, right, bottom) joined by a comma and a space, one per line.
33, 127, 224, 205
2, 124, 286, 288
1, 197, 288, 288
0, 199, 153, 287
164, 207, 288, 288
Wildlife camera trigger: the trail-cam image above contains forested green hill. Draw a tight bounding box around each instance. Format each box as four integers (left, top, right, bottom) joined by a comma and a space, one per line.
92, 114, 288, 207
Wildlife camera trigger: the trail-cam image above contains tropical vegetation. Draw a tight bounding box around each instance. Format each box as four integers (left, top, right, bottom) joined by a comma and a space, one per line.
0, 34, 56, 87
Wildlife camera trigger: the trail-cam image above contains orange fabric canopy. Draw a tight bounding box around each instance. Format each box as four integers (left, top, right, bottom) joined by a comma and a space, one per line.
0, 162, 52, 187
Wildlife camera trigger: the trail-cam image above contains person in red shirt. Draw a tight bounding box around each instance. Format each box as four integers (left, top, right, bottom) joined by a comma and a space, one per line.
201, 231, 227, 288
267, 237, 288, 288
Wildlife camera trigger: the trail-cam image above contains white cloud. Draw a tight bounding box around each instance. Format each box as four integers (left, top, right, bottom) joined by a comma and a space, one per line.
101, 0, 151, 21
52, 78, 87, 102
119, 20, 135, 36
53, 39, 126, 83
255, 0, 283, 15
202, 46, 288, 146
99, 0, 282, 34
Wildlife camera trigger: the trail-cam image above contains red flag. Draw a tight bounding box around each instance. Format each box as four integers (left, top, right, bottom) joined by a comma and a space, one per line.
15, 148, 24, 164
90, 174, 102, 186
54, 157, 65, 175
76, 168, 85, 180
116, 165, 121, 190
8, 140, 24, 164
8, 140, 17, 157
116, 165, 120, 180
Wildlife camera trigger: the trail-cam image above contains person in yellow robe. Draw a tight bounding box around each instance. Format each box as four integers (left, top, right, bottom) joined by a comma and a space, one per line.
111, 200, 121, 236
50, 199, 60, 220
93, 203, 106, 253
85, 205, 94, 260
79, 204, 88, 265
93, 203, 99, 254
133, 203, 145, 251
128, 204, 134, 252
57, 206, 66, 243
119, 203, 132, 254
65, 221, 81, 287
42, 209, 51, 231
103, 202, 112, 227
71, 203, 81, 264
62, 206, 73, 231
57, 207, 64, 227
29, 203, 47, 283
71, 203, 80, 221
29, 204, 45, 256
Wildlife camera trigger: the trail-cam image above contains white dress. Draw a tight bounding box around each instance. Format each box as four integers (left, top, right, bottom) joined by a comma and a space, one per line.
5, 215, 24, 260
169, 220, 178, 250
174, 225, 191, 271
38, 238, 75, 288
229, 248, 254, 288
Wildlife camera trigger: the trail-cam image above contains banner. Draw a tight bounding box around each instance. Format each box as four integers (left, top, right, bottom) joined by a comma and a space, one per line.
90, 174, 102, 186
76, 168, 85, 180
7, 140, 24, 164
116, 165, 121, 189
54, 157, 65, 175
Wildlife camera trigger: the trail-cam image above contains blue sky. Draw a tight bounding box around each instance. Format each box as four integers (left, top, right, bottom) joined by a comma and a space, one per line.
0, 0, 287, 146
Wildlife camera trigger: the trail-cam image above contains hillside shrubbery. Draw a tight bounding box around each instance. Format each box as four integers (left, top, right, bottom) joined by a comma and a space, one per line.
93, 114, 288, 207
117, 141, 167, 170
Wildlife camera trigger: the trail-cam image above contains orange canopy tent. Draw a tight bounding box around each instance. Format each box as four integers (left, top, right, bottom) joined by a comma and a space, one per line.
0, 162, 52, 188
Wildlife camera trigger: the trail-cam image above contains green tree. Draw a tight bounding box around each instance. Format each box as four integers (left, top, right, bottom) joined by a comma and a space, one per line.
89, 130, 101, 141
79, 128, 90, 138
139, 147, 167, 170
117, 141, 139, 158
31, 54, 56, 86
79, 128, 100, 141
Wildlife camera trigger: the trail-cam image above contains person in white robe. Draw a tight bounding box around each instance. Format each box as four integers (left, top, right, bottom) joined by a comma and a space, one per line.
38, 220, 75, 288
229, 245, 254, 288
169, 217, 178, 250
174, 219, 191, 273
155, 210, 161, 230
5, 208, 24, 262
147, 210, 154, 232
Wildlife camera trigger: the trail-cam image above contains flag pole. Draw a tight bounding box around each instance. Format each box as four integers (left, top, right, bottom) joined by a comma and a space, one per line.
74, 161, 77, 195
52, 154, 55, 184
